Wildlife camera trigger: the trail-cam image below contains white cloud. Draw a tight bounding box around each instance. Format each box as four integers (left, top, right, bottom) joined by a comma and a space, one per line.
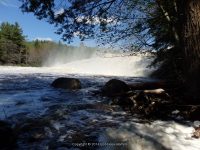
33, 37, 53, 41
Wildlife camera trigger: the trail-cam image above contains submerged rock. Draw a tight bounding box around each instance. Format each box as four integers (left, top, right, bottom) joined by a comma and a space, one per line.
51, 77, 81, 89
0, 120, 17, 149
102, 79, 130, 96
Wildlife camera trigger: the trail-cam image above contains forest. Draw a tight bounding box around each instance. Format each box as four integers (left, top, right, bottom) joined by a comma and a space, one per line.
0, 22, 95, 66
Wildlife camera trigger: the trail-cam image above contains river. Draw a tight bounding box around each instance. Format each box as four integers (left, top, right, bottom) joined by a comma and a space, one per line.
0, 55, 199, 150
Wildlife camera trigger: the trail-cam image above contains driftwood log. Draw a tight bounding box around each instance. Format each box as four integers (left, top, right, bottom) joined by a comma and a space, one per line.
102, 80, 179, 97
102, 79, 200, 120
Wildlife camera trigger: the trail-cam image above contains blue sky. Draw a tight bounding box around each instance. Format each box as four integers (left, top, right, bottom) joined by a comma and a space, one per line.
0, 0, 96, 47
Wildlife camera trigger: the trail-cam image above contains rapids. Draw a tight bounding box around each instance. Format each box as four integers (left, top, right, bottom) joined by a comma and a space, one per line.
0, 55, 199, 150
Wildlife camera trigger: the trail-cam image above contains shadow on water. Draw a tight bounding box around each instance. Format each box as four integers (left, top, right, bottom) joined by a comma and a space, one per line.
0, 73, 198, 150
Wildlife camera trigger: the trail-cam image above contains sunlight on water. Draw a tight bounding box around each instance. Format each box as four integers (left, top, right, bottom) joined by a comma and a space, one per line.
99, 120, 200, 150
54, 55, 154, 76
1, 55, 199, 150
0, 54, 155, 77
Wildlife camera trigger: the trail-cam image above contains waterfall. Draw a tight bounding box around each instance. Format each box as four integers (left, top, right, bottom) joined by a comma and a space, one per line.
46, 52, 155, 77
0, 52, 155, 77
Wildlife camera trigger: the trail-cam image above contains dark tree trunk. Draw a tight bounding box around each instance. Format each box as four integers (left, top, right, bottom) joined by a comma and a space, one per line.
179, 0, 200, 96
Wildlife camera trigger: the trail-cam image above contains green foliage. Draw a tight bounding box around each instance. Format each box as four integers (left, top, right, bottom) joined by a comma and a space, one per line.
147, 1, 185, 80
19, 0, 155, 48
25, 40, 96, 66
0, 22, 28, 64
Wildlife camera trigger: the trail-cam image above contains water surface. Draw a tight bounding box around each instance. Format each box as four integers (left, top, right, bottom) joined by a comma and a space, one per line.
0, 63, 199, 150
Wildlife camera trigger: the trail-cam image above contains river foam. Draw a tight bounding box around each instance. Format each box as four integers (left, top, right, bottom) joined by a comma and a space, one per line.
0, 55, 199, 150
0, 54, 154, 77
99, 120, 200, 150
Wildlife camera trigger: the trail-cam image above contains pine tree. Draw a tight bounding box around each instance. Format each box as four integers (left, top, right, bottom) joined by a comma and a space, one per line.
0, 22, 28, 64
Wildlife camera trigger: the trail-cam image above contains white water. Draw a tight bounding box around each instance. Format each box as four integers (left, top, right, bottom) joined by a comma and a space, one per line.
99, 120, 200, 150
0, 54, 154, 77
1, 54, 200, 150
53, 55, 154, 76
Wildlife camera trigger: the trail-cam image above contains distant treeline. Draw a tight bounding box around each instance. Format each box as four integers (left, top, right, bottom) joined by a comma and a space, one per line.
0, 22, 96, 66
26, 40, 95, 66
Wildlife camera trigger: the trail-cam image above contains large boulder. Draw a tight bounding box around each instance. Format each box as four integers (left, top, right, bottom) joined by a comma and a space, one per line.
51, 77, 81, 89
102, 79, 130, 96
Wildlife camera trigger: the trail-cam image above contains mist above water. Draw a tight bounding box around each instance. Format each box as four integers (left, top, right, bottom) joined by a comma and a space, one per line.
43, 46, 96, 67
42, 47, 155, 77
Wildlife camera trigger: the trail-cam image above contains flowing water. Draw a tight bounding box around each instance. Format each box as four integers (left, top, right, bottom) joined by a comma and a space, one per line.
0, 55, 199, 150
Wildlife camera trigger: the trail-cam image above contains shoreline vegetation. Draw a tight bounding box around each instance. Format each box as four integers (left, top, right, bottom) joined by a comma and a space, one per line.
0, 22, 96, 67
0, 22, 156, 68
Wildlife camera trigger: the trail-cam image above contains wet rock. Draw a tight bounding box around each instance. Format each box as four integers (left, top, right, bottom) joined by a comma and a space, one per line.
112, 97, 135, 111
0, 120, 17, 150
187, 106, 200, 120
102, 79, 130, 96
114, 92, 151, 114
51, 77, 81, 90
111, 90, 174, 119
192, 126, 200, 138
